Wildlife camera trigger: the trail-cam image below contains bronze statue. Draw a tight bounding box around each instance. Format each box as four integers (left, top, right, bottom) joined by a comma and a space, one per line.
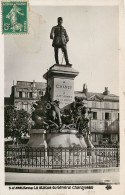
32, 98, 62, 131
50, 17, 71, 66
31, 91, 94, 148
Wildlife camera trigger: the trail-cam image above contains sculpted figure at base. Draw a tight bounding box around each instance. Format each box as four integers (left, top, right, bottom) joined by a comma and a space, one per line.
70, 97, 94, 148
31, 91, 94, 148
32, 98, 62, 131
50, 17, 71, 66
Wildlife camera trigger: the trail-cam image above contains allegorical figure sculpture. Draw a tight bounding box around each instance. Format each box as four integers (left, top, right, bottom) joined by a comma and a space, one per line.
50, 17, 71, 66
6, 4, 24, 31
70, 97, 94, 148
31, 82, 94, 147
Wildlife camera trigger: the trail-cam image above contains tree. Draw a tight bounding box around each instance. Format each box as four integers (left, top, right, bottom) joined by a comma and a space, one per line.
5, 106, 31, 143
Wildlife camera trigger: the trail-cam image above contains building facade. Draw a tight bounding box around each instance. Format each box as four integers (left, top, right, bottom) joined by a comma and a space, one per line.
8, 81, 46, 113
75, 84, 119, 145
5, 81, 119, 145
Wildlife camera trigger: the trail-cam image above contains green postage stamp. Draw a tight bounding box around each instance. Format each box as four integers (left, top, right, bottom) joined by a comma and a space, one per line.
1, 1, 28, 34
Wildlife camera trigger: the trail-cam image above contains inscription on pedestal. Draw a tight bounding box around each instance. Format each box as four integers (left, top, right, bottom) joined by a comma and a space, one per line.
43, 65, 79, 109
54, 78, 74, 108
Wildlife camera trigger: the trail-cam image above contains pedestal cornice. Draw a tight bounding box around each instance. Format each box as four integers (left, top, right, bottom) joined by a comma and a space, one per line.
43, 64, 79, 80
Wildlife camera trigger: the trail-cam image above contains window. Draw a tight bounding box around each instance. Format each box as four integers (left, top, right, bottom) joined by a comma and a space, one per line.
19, 91, 22, 98
93, 112, 97, 120
105, 113, 109, 120
29, 92, 32, 98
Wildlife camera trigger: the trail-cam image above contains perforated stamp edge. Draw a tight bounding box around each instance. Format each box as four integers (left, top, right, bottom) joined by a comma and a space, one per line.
1, 0, 30, 35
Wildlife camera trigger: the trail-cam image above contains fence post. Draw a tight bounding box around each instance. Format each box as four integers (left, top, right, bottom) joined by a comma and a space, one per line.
117, 147, 120, 167
5, 146, 8, 165
85, 148, 87, 168
28, 147, 30, 167
65, 148, 66, 168
21, 147, 22, 168
40, 148, 41, 168
61, 147, 62, 168
48, 147, 49, 168
17, 147, 19, 166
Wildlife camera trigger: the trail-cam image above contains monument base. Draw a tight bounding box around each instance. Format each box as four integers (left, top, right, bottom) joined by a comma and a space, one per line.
26, 129, 47, 157
45, 130, 91, 164
46, 129, 87, 148
27, 129, 46, 148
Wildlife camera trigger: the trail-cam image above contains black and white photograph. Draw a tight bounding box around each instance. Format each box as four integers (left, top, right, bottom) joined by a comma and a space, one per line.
0, 0, 125, 194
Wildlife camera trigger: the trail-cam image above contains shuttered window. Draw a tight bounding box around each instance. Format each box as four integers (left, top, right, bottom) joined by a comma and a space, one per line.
93, 112, 97, 119
105, 113, 109, 120
105, 113, 111, 120
19, 91, 22, 98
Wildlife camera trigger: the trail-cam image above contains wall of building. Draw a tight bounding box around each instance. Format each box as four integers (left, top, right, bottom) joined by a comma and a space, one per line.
87, 100, 119, 144
11, 81, 46, 113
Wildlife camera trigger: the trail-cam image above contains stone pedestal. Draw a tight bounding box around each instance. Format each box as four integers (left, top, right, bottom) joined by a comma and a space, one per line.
43, 64, 79, 108
46, 129, 87, 148
27, 129, 46, 148
45, 129, 88, 162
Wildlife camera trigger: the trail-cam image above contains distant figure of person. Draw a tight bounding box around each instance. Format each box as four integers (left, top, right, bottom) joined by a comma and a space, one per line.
50, 17, 71, 66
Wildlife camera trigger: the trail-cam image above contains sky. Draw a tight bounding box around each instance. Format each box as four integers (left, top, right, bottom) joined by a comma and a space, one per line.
4, 6, 119, 97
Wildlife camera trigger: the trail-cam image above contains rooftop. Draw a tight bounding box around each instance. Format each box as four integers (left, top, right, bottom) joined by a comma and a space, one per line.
14, 81, 47, 90
75, 85, 119, 102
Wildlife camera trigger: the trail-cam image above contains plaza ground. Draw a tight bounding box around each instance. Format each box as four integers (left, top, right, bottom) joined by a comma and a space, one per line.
5, 170, 119, 185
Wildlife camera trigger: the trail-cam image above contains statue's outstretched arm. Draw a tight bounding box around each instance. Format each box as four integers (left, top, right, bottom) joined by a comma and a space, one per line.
17, 10, 24, 15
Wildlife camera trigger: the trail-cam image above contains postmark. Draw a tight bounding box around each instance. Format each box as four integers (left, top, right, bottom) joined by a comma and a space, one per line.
1, 1, 28, 34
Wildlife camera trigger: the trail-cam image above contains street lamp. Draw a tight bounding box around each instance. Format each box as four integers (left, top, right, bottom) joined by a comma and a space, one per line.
87, 108, 94, 156
88, 108, 93, 134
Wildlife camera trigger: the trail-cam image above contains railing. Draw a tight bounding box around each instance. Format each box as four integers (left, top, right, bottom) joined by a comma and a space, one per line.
94, 144, 119, 148
5, 146, 120, 169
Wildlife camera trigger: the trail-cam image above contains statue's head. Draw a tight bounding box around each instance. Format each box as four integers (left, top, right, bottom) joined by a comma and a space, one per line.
57, 17, 63, 25
13, 4, 18, 10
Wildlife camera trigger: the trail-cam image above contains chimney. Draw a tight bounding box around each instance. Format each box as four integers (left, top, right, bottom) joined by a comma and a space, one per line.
103, 87, 110, 95
83, 83, 88, 95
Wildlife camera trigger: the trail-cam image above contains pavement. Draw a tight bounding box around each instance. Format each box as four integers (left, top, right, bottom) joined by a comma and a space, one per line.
5, 171, 119, 185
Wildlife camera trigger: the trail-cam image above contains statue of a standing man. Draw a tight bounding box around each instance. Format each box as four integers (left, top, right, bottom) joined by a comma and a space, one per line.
50, 17, 71, 66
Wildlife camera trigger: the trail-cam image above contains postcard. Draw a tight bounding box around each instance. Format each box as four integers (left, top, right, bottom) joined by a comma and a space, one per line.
0, 0, 125, 195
